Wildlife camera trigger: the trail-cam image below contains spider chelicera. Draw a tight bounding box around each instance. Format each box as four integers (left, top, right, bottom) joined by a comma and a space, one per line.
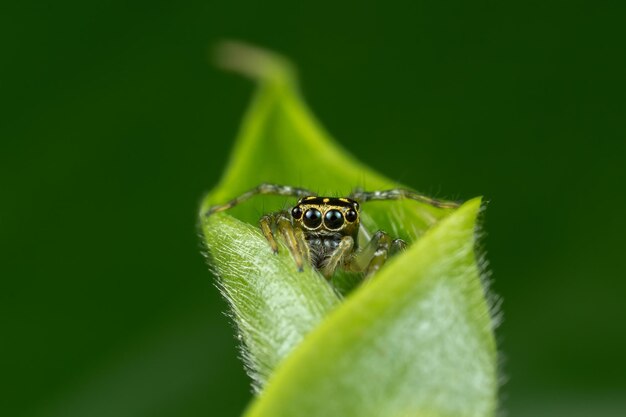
205, 183, 460, 279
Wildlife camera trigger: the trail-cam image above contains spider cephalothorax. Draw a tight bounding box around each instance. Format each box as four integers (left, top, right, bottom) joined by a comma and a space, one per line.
290, 196, 361, 271
205, 183, 459, 279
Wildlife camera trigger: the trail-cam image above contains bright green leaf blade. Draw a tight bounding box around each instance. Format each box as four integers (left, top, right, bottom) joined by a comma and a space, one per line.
201, 214, 340, 390
244, 198, 498, 417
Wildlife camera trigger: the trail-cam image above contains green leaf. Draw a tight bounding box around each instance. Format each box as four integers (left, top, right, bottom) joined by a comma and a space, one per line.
243, 198, 497, 417
200, 42, 497, 415
202, 213, 340, 390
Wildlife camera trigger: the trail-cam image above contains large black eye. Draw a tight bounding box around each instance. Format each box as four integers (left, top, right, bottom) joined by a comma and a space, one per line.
324, 209, 344, 229
303, 208, 322, 228
345, 209, 357, 222
291, 206, 303, 220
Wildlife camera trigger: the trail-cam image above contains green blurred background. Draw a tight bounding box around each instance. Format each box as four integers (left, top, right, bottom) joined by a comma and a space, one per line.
2, 1, 625, 416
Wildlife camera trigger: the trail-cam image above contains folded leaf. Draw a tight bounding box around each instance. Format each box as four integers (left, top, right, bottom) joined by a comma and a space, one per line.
244, 198, 498, 417
199, 42, 497, 416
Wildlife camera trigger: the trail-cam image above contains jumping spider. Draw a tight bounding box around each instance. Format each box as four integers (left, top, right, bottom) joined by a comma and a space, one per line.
205, 183, 459, 279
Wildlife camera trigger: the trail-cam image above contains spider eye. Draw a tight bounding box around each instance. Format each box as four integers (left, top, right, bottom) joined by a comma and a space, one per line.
345, 209, 358, 222
303, 208, 322, 228
291, 206, 303, 220
324, 209, 344, 229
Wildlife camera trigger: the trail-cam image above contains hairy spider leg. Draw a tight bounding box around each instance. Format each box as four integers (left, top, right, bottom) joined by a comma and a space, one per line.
275, 211, 306, 271
348, 231, 407, 280
259, 214, 279, 253
260, 211, 309, 272
321, 236, 355, 279
350, 188, 460, 209
204, 183, 315, 216
293, 227, 311, 267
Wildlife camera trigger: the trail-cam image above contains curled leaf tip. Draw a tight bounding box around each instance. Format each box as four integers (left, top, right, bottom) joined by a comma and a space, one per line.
214, 40, 296, 85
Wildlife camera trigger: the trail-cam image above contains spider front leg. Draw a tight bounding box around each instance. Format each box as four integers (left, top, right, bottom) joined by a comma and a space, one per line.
350, 231, 407, 280
350, 188, 460, 209
260, 211, 310, 272
321, 236, 354, 279
204, 183, 314, 217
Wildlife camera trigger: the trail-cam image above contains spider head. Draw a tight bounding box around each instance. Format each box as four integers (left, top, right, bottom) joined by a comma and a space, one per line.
291, 196, 360, 238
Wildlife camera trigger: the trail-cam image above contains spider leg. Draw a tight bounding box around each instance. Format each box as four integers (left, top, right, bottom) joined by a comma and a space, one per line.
204, 183, 315, 216
348, 230, 388, 272
349, 188, 460, 209
391, 238, 407, 253
294, 227, 311, 267
364, 230, 391, 279
349, 230, 407, 280
275, 211, 306, 271
321, 236, 354, 279
259, 214, 279, 253
259, 211, 308, 272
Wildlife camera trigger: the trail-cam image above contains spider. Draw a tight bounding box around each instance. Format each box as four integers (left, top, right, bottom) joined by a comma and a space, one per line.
204, 183, 460, 279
